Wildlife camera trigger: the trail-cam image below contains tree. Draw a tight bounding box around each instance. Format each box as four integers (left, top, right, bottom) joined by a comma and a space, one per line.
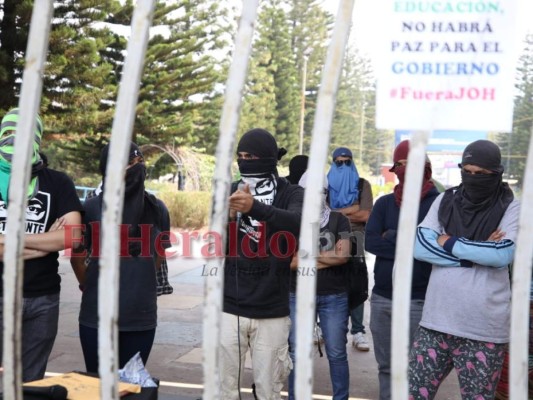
240, 0, 333, 159
0, 1, 28, 110
358, 87, 394, 175
330, 44, 393, 175
42, 1, 127, 175
134, 0, 230, 153
0, 1, 123, 174
0, 0, 231, 177
288, 0, 333, 155
44, 1, 121, 129
331, 47, 371, 154
240, 0, 300, 156
497, 34, 533, 185
267, 1, 300, 156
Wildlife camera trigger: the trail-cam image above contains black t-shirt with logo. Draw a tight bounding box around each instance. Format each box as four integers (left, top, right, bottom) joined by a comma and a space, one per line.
290, 211, 352, 295
0, 168, 83, 297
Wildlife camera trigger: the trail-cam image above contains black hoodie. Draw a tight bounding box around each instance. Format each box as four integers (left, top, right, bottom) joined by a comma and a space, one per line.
223, 178, 303, 318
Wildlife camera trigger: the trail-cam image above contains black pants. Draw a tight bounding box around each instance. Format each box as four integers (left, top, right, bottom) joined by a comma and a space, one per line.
79, 324, 156, 373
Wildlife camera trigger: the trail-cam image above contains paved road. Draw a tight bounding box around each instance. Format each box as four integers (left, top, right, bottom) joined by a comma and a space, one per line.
47, 251, 461, 399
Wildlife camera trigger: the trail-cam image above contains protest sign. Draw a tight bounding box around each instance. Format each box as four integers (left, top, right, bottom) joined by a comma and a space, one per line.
375, 1, 521, 131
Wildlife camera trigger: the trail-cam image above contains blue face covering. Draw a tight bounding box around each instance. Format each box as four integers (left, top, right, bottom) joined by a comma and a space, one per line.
327, 161, 360, 209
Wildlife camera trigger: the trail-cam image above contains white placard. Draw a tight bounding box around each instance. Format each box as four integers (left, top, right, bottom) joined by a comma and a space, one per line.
375, 0, 521, 132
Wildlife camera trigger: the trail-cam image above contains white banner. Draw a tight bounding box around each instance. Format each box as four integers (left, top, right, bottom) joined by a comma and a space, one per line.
375, 0, 521, 132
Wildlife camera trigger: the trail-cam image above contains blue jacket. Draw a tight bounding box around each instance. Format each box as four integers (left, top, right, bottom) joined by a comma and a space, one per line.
365, 188, 440, 300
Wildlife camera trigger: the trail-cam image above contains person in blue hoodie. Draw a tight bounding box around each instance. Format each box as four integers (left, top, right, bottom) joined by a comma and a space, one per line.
365, 140, 440, 400
327, 147, 373, 352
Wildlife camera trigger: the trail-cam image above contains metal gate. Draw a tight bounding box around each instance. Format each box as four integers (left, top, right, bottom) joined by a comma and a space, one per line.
2, 1, 532, 399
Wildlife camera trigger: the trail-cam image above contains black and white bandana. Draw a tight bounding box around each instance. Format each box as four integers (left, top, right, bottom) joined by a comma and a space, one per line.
238, 175, 277, 243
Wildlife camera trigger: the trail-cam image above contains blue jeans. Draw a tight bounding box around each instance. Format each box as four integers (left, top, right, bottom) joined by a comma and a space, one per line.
0, 293, 60, 382
288, 292, 349, 400
350, 303, 365, 334
369, 293, 424, 400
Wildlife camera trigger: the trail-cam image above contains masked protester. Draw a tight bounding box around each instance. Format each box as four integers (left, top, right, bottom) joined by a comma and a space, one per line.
0, 108, 83, 382
364, 140, 439, 400
286, 154, 308, 185
327, 147, 373, 352
221, 128, 303, 400
70, 142, 171, 373
410, 140, 519, 399
287, 172, 352, 400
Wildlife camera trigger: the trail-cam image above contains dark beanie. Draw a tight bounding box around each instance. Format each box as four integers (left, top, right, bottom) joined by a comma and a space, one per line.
461, 140, 503, 172
99, 142, 143, 176
237, 128, 287, 160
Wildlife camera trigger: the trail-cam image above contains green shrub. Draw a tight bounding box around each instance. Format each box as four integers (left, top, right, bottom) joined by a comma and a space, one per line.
158, 190, 211, 229
371, 182, 395, 199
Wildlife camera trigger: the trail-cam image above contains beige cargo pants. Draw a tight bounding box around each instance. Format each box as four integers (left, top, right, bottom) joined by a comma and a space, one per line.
219, 312, 292, 399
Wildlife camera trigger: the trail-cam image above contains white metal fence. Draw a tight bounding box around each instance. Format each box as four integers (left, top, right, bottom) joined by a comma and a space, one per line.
3, 1, 532, 399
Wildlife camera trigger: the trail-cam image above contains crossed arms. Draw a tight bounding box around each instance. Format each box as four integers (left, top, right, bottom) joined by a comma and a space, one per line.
0, 211, 82, 260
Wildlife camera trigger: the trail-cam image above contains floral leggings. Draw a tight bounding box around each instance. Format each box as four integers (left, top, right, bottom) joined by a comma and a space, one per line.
408, 327, 507, 400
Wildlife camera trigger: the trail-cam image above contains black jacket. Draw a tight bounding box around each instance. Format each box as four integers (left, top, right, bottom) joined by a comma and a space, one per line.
223, 178, 303, 318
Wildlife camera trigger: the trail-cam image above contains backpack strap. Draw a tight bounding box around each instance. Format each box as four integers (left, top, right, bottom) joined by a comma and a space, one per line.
357, 178, 365, 202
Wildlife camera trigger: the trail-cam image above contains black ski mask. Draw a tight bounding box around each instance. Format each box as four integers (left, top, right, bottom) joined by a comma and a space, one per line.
460, 171, 501, 204
99, 142, 158, 256
438, 140, 514, 240
459, 139, 505, 204
236, 128, 286, 177
125, 162, 147, 196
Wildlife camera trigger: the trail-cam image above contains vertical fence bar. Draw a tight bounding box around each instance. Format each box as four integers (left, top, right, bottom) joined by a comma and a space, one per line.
2, 1, 54, 399
294, 1, 355, 399
390, 130, 431, 400
509, 123, 533, 400
98, 1, 155, 399
202, 1, 260, 399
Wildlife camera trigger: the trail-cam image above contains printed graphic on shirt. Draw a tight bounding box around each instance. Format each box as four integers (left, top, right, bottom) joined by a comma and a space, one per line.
0, 191, 51, 234
239, 178, 277, 243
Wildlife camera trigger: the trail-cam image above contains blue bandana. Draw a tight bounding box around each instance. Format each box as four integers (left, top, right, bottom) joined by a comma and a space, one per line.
327, 161, 359, 209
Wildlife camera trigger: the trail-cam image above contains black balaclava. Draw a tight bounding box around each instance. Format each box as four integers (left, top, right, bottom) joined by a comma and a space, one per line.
438, 140, 514, 241
99, 142, 158, 256
235, 129, 287, 247
459, 140, 503, 203
236, 128, 286, 177
287, 155, 309, 184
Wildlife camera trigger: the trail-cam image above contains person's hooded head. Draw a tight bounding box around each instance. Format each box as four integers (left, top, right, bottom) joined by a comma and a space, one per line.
98, 142, 156, 256
458, 139, 504, 204
236, 128, 287, 178
389, 140, 434, 206
0, 108, 45, 204
287, 155, 309, 184
438, 139, 514, 241
99, 142, 146, 195
236, 128, 287, 203
327, 147, 359, 209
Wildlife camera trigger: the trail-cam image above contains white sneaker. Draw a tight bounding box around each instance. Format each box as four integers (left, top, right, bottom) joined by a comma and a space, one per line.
352, 332, 370, 351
